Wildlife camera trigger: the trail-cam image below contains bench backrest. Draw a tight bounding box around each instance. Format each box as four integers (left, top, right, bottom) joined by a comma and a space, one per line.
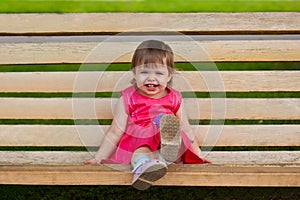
0, 13, 299, 165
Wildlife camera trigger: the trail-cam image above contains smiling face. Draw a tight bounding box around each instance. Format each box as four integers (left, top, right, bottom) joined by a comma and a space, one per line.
131, 40, 175, 98
133, 63, 172, 98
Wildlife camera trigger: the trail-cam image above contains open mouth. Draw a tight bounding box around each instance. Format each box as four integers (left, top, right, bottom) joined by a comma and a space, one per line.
145, 84, 159, 88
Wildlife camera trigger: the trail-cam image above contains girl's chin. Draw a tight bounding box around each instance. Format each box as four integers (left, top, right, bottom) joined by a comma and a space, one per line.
137, 88, 159, 97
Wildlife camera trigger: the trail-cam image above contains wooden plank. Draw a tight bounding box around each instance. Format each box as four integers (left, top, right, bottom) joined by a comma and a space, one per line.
184, 98, 300, 120
1, 71, 300, 92
0, 164, 299, 186
1, 13, 299, 34
1, 40, 299, 64
0, 125, 299, 147
0, 98, 299, 120
0, 151, 299, 165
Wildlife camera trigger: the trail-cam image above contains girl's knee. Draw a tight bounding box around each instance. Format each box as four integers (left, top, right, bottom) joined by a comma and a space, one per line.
131, 147, 158, 165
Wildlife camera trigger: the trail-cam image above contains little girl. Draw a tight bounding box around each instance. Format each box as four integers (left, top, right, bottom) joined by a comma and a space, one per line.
84, 40, 211, 190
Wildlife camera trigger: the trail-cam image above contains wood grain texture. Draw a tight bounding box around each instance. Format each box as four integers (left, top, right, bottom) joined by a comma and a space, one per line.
1, 98, 299, 120
0, 151, 299, 165
1, 40, 299, 64
1, 13, 299, 34
0, 125, 299, 147
1, 71, 300, 92
0, 164, 299, 186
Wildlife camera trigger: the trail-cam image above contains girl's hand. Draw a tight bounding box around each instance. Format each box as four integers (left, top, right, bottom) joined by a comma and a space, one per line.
203, 157, 212, 164
84, 158, 100, 165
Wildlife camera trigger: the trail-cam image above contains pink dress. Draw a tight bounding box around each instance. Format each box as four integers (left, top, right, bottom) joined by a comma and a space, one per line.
101, 85, 204, 164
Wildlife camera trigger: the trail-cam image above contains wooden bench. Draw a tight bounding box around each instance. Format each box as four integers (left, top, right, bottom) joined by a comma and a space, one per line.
0, 12, 299, 187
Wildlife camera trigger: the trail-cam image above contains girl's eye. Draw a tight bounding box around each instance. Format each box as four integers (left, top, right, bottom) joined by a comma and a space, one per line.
156, 72, 164, 75
140, 71, 148, 74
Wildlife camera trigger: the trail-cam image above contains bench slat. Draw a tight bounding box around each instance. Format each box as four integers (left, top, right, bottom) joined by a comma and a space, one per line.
1, 98, 299, 120
0, 125, 299, 147
1, 71, 300, 92
0, 151, 299, 165
1, 40, 299, 64
1, 13, 299, 34
1, 164, 299, 186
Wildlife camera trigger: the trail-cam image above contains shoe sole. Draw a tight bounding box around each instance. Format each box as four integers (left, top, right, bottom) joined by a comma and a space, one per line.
132, 161, 167, 190
160, 114, 181, 162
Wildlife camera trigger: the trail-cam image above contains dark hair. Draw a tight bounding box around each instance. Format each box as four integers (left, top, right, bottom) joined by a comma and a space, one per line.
131, 40, 175, 75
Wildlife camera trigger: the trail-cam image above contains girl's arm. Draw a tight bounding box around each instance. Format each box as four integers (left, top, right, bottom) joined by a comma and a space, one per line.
175, 104, 195, 143
84, 96, 128, 164
175, 104, 212, 164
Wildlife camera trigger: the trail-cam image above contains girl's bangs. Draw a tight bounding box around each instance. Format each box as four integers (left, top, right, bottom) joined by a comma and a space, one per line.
136, 51, 166, 67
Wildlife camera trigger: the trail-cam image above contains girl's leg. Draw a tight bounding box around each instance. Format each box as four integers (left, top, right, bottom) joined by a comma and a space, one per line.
131, 147, 167, 190
131, 147, 158, 166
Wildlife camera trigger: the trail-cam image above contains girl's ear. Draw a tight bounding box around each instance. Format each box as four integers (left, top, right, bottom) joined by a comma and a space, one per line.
131, 68, 135, 74
130, 78, 136, 85
131, 70, 136, 84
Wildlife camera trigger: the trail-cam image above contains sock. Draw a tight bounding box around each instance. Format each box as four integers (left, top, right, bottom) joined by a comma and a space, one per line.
132, 155, 151, 172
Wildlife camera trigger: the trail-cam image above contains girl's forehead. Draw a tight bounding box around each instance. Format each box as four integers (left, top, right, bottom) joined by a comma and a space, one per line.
137, 56, 167, 65
135, 63, 169, 70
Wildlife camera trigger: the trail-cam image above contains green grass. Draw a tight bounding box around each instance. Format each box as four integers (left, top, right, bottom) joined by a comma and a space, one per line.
1, 0, 300, 13
1, 185, 300, 200
1, 62, 299, 72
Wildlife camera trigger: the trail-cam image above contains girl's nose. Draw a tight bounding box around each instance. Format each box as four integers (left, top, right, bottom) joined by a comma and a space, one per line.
147, 73, 155, 81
